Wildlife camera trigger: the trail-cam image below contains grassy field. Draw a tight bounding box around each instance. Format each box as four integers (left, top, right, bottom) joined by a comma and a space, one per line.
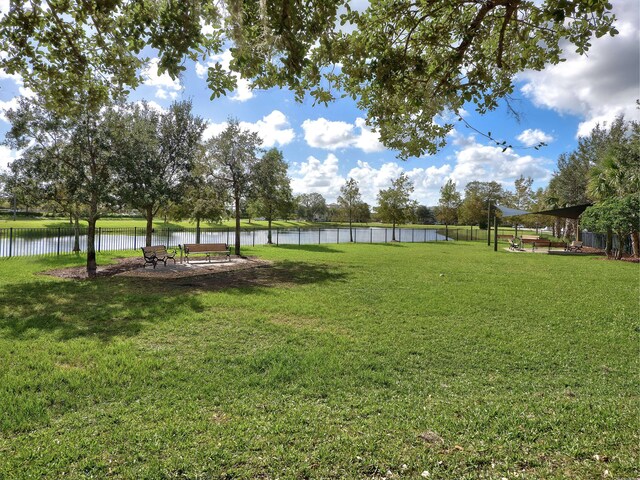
0, 243, 637, 478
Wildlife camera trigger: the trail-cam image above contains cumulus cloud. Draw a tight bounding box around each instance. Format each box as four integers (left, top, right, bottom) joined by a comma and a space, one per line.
518, 1, 640, 137
290, 153, 345, 201
517, 128, 554, 147
0, 145, 18, 172
143, 57, 182, 100
301, 117, 385, 153
202, 110, 295, 148
291, 132, 554, 206
195, 50, 254, 102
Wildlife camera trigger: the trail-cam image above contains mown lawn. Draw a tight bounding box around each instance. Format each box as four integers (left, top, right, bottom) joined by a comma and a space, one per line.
0, 243, 637, 478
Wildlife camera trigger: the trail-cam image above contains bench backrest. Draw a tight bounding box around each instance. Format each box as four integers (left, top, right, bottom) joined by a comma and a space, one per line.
521, 235, 540, 240
570, 241, 583, 247
184, 243, 228, 253
142, 245, 168, 256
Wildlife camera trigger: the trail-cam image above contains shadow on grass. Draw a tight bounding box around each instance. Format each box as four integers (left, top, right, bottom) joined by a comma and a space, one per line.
0, 261, 348, 341
273, 244, 344, 254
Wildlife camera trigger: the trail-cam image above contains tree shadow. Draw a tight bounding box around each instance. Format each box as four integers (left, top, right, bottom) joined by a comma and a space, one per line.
274, 244, 344, 254
0, 261, 348, 341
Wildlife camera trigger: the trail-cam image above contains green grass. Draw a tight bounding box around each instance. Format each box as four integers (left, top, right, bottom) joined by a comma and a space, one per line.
0, 243, 637, 478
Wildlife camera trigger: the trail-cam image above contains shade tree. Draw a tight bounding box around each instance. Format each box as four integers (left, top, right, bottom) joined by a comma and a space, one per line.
204, 119, 262, 256
337, 178, 363, 242
249, 148, 295, 244
376, 173, 417, 241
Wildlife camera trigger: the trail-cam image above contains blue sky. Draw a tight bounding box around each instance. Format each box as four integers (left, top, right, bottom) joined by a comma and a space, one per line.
1, 0, 638, 206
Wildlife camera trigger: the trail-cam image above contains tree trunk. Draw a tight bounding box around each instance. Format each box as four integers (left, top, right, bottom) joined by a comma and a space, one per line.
267, 218, 273, 244
234, 194, 241, 256
86, 207, 98, 278
392, 221, 396, 241
605, 228, 613, 257
69, 214, 73, 225
145, 205, 154, 247
196, 217, 201, 244
73, 214, 80, 253
349, 213, 353, 242
631, 231, 639, 258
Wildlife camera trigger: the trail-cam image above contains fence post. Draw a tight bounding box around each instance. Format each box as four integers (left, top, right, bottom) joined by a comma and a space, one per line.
134, 227, 137, 250
98, 227, 102, 253
412, 229, 414, 243
167, 228, 170, 248
57, 227, 61, 255
9, 228, 13, 258
226, 228, 229, 245
371, 228, 373, 244
337, 228, 340, 244
253, 228, 255, 247
276, 228, 279, 246
299, 227, 301, 245
385, 228, 387, 243
319, 228, 321, 244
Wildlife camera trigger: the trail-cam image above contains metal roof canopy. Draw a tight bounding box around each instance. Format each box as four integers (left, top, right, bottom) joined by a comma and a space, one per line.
495, 203, 593, 219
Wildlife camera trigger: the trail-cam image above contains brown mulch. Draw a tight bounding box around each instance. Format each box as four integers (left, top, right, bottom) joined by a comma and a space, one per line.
40, 257, 145, 280
40, 256, 274, 281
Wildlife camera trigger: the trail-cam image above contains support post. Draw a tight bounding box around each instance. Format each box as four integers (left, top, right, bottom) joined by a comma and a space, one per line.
57, 227, 61, 255
487, 203, 491, 246
9, 227, 13, 258
494, 215, 499, 252
134, 227, 137, 250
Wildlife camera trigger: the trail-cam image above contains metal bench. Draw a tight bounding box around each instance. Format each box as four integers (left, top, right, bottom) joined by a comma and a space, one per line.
141, 245, 177, 268
181, 243, 230, 263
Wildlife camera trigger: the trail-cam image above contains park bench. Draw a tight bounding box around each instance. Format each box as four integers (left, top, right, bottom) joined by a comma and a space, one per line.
141, 245, 177, 268
565, 241, 583, 252
520, 235, 550, 252
181, 243, 230, 263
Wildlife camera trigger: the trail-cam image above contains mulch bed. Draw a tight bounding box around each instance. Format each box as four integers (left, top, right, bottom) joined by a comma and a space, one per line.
40, 256, 274, 281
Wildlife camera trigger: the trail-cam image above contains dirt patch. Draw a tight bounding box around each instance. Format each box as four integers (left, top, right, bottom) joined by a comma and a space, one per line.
40, 256, 273, 281
40, 257, 144, 280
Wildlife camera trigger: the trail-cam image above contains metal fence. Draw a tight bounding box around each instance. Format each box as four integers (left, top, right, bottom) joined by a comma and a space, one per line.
0, 225, 546, 258
581, 231, 632, 254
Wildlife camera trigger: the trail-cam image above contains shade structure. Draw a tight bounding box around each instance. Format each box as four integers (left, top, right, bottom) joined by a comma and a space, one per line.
494, 204, 531, 217
534, 203, 593, 219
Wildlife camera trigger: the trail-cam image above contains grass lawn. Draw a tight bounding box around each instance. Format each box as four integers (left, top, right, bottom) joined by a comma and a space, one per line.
0, 243, 637, 478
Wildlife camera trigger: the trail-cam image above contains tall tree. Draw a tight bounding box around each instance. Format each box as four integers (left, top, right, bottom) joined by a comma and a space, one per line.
586, 117, 640, 256
5, 97, 121, 277
457, 181, 506, 227
249, 148, 294, 244
115, 101, 205, 247
337, 178, 362, 242
415, 205, 437, 225
376, 173, 417, 241
435, 179, 462, 232
582, 195, 639, 260
204, 120, 262, 256
296, 193, 328, 221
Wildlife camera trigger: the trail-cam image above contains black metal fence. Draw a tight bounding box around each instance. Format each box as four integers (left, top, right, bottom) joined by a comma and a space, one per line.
0, 225, 577, 258
0, 225, 506, 258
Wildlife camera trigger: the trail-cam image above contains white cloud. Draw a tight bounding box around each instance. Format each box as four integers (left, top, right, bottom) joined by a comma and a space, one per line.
195, 50, 254, 102
290, 133, 553, 206
202, 110, 295, 148
0, 145, 18, 172
143, 57, 182, 100
448, 135, 553, 192
518, 1, 640, 137
290, 153, 345, 201
0, 96, 19, 123
301, 117, 385, 153
517, 128, 554, 147
240, 110, 295, 148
